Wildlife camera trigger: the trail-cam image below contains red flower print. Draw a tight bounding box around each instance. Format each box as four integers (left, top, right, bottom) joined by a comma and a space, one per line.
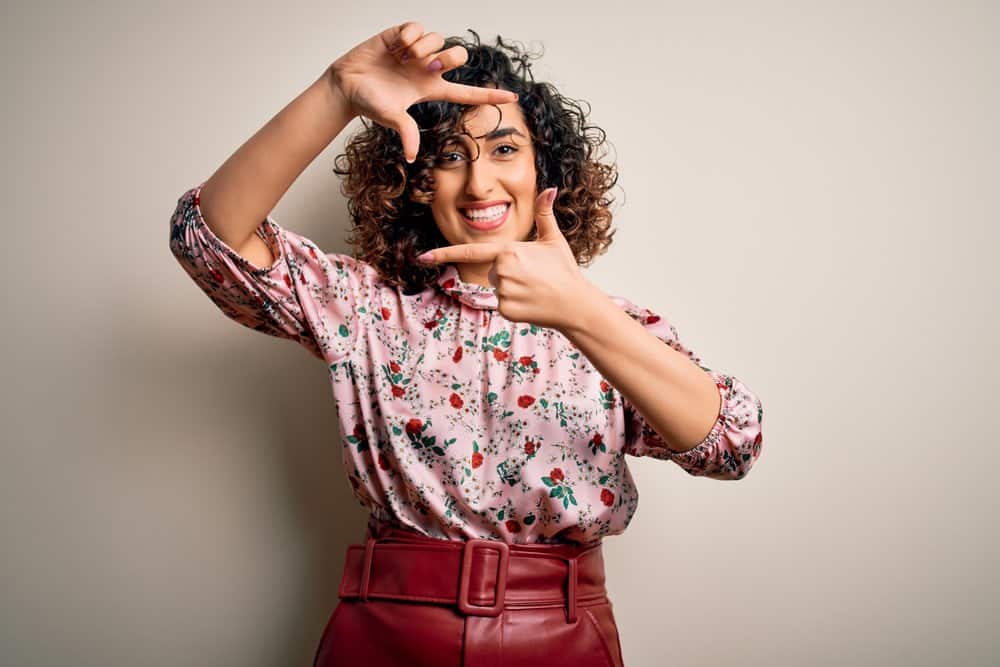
593, 434, 603, 445
471, 452, 484, 469
549, 468, 564, 483
378, 453, 390, 470
450, 393, 464, 409
405, 418, 423, 435
453, 347, 463, 363
600, 488, 614, 506
517, 395, 535, 408
207, 267, 224, 284
519, 356, 533, 367
353, 423, 366, 439
646, 314, 660, 324
381, 307, 391, 320
442, 278, 455, 289
434, 308, 444, 319
391, 385, 406, 398
283, 273, 292, 288
524, 441, 536, 455
505, 519, 521, 533
600, 380, 610, 393
424, 320, 438, 330
533, 368, 540, 374
389, 361, 400, 373
309, 247, 319, 261
492, 348, 508, 362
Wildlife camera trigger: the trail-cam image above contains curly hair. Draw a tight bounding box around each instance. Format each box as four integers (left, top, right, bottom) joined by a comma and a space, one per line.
332, 29, 621, 294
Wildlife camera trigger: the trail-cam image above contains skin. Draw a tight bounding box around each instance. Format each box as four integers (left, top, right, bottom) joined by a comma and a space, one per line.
428, 96, 541, 287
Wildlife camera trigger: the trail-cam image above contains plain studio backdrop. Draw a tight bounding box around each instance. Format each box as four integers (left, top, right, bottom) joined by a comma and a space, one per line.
2, 1, 997, 665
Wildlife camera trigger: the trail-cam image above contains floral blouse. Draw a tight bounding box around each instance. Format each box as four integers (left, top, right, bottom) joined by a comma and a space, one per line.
169, 183, 764, 545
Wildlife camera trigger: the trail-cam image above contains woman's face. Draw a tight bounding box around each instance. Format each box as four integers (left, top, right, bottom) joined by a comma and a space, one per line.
429, 98, 538, 285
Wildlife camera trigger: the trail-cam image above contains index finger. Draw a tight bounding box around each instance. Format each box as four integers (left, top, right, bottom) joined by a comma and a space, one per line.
435, 81, 518, 106
419, 242, 504, 264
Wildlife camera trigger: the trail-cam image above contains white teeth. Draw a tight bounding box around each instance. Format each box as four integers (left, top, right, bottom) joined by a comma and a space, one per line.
461, 203, 509, 221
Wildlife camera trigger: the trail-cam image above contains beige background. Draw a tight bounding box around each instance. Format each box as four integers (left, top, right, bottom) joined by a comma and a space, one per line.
3, 1, 997, 665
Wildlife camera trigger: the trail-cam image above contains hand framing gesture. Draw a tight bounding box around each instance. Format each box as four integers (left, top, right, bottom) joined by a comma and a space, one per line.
418, 188, 598, 330
331, 21, 519, 162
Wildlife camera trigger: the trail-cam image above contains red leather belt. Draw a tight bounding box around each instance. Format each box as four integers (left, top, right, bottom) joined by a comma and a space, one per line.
337, 518, 609, 624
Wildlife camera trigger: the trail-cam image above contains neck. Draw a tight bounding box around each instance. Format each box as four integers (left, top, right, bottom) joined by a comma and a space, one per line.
456, 262, 494, 288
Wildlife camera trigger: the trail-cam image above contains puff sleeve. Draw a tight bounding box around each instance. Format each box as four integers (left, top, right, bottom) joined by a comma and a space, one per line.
611, 296, 764, 480
169, 183, 371, 363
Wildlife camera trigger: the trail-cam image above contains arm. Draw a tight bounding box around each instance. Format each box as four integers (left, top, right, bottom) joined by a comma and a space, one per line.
198, 68, 355, 262
560, 285, 721, 453
560, 284, 764, 480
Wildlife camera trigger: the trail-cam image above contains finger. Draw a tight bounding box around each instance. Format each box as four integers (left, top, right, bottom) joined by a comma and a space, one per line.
420, 44, 468, 71
380, 20, 423, 53
387, 110, 421, 163
533, 188, 561, 240
433, 80, 519, 105
398, 32, 445, 63
418, 242, 504, 264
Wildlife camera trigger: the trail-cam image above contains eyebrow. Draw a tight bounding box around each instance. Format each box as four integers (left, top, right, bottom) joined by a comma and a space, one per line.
453, 126, 528, 142
481, 127, 527, 141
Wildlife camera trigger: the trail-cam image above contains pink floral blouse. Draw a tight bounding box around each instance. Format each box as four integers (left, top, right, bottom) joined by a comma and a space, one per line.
169, 183, 764, 545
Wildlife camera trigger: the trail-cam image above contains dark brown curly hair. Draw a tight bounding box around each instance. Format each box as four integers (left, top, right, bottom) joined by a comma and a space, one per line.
332, 29, 621, 294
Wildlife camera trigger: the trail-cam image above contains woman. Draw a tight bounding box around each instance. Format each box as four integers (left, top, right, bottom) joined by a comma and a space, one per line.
169, 21, 764, 667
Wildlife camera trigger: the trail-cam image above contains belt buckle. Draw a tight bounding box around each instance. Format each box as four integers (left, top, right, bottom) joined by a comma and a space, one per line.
457, 538, 509, 617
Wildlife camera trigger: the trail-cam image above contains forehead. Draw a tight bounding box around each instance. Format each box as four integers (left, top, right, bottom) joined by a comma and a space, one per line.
457, 101, 528, 138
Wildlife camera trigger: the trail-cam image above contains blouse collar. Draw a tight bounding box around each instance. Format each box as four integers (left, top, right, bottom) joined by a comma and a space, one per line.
435, 263, 498, 310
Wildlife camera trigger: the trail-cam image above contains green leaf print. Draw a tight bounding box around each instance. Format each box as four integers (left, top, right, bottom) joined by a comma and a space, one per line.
550, 486, 564, 498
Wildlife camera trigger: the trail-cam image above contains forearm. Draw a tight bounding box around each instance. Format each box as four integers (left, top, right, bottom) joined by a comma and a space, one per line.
199, 67, 356, 249
559, 284, 722, 453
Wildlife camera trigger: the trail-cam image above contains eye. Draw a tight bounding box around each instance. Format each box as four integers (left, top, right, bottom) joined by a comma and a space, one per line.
496, 144, 518, 156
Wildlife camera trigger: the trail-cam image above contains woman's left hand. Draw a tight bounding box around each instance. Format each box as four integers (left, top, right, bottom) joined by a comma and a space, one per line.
417, 187, 599, 331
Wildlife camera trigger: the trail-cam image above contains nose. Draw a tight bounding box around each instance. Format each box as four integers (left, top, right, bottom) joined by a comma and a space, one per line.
463, 153, 498, 200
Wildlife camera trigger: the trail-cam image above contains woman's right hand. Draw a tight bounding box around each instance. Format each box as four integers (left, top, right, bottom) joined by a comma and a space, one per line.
328, 21, 518, 163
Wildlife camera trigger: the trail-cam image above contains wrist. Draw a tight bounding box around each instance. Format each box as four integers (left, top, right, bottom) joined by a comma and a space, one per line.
556, 280, 609, 337
321, 65, 356, 121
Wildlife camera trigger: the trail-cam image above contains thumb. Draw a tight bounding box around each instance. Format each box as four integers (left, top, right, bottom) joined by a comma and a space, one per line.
534, 187, 561, 240
388, 111, 421, 163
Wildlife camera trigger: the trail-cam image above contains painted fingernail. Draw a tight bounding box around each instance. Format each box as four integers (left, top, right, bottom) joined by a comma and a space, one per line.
546, 188, 558, 205
427, 59, 442, 72
416, 251, 434, 262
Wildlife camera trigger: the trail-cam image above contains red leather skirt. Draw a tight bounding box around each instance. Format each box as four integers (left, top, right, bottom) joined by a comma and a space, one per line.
312, 515, 626, 666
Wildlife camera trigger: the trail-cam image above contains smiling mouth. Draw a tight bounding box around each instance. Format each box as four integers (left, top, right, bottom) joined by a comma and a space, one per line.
459, 203, 511, 230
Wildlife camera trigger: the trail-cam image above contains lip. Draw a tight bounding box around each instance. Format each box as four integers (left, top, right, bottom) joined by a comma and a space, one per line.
459, 203, 511, 231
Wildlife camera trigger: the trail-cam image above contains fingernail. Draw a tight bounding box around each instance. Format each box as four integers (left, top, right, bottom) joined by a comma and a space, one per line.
427, 59, 442, 72
416, 251, 434, 262
546, 188, 558, 206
